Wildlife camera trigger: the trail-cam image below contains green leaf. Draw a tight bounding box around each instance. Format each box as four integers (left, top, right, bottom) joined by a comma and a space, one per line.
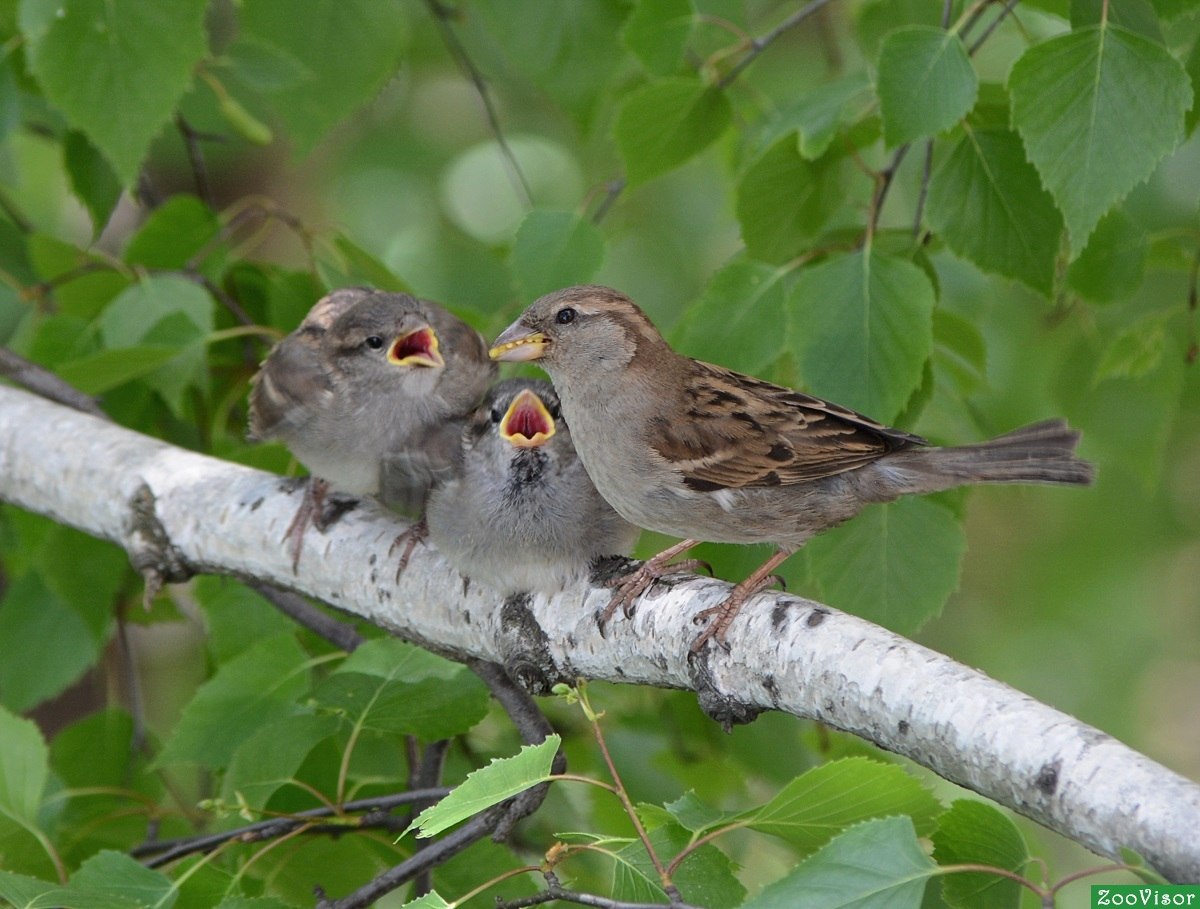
317, 236, 412, 294
1093, 314, 1167, 384
220, 34, 316, 93
68, 851, 175, 909
856, 0, 950, 58
615, 78, 732, 186
312, 671, 489, 741
663, 790, 729, 834
789, 250, 936, 422
877, 27, 977, 146
123, 195, 219, 270
62, 131, 121, 234
1071, 0, 1163, 42
19, 0, 209, 185
759, 73, 872, 160
54, 346, 180, 394
193, 577, 296, 664
672, 261, 787, 375
510, 210, 605, 299
0, 705, 48, 832
335, 637, 479, 684
1008, 24, 1192, 256
235, 0, 406, 154
932, 800, 1027, 909
742, 816, 936, 909
0, 574, 101, 712
742, 758, 941, 855
406, 736, 561, 838
468, 0, 628, 126
736, 137, 844, 264
96, 275, 214, 414
399, 894, 453, 909
329, 641, 487, 743
805, 497, 967, 634
222, 714, 341, 810
932, 310, 987, 394
1056, 323, 1185, 487
0, 870, 59, 907
926, 126, 1063, 295
1188, 35, 1200, 135
612, 819, 746, 909
622, 0, 694, 76
1066, 208, 1147, 302
156, 633, 310, 769
26, 234, 130, 319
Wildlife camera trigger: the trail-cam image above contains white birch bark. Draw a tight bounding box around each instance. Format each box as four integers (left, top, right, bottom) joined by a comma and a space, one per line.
1, 383, 1197, 882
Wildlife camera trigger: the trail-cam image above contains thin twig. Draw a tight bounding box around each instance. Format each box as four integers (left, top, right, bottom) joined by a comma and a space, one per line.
1186, 246, 1199, 364
717, 0, 838, 89
0, 347, 109, 419
913, 140, 934, 240
247, 581, 366, 652
0, 184, 34, 233
497, 871, 707, 909
175, 115, 218, 210
967, 0, 1021, 56
866, 144, 911, 242
135, 789, 450, 867
591, 179, 626, 226
424, 0, 533, 208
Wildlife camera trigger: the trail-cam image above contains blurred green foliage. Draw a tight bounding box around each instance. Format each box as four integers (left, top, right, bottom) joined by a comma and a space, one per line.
1, 0, 1199, 905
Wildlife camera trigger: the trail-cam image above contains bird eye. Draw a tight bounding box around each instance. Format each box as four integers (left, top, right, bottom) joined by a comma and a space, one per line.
365, 335, 385, 350
547, 401, 561, 420
489, 407, 503, 423
555, 307, 576, 325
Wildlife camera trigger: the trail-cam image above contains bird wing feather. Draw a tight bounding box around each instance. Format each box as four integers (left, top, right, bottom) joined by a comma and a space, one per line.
650, 362, 925, 489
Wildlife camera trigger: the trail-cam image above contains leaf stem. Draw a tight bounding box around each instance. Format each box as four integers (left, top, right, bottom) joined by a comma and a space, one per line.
576, 685, 678, 898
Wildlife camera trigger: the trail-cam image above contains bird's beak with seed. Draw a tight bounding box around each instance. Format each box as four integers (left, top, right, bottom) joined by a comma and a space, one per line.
500, 389, 556, 448
389, 326, 444, 367
490, 323, 548, 362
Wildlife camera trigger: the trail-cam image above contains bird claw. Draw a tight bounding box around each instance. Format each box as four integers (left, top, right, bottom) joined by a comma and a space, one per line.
390, 518, 429, 581
689, 569, 785, 654
281, 477, 329, 573
597, 556, 704, 634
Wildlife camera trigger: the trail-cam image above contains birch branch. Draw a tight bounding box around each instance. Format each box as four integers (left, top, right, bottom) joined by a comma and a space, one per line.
1, 383, 1197, 882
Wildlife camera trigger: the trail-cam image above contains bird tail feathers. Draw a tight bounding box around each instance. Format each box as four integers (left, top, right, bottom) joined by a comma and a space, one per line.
883, 419, 1094, 491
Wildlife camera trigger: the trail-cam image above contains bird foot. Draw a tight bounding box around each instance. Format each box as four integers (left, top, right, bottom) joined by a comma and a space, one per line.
282, 477, 329, 573
597, 557, 708, 634
689, 572, 783, 654
390, 517, 429, 581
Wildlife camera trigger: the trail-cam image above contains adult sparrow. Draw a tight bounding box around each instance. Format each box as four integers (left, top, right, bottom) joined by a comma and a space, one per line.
490, 285, 1094, 651
426, 378, 639, 596
249, 287, 495, 569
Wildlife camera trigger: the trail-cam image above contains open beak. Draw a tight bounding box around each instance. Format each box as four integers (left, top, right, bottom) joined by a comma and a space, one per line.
499, 389, 556, 448
389, 326, 443, 368
489, 321, 548, 362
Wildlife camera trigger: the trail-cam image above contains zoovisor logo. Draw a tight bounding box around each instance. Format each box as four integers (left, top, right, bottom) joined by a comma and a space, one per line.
1093, 887, 1200, 907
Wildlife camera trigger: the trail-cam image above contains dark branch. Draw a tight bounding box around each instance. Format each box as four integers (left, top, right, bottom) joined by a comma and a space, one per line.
718, 0, 838, 89
135, 789, 451, 867
248, 581, 367, 652
497, 871, 708, 909
175, 115, 219, 210
0, 347, 109, 420
967, 0, 1021, 56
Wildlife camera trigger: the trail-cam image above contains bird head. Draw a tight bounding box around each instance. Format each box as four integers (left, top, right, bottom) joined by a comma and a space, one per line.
489, 285, 666, 381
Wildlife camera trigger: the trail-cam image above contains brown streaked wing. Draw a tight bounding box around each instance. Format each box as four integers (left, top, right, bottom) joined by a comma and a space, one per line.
247, 331, 334, 439
651, 361, 926, 489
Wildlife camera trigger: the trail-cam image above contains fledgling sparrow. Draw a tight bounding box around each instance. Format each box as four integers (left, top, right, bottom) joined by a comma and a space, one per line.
490, 285, 1094, 652
248, 287, 495, 569
426, 378, 639, 596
